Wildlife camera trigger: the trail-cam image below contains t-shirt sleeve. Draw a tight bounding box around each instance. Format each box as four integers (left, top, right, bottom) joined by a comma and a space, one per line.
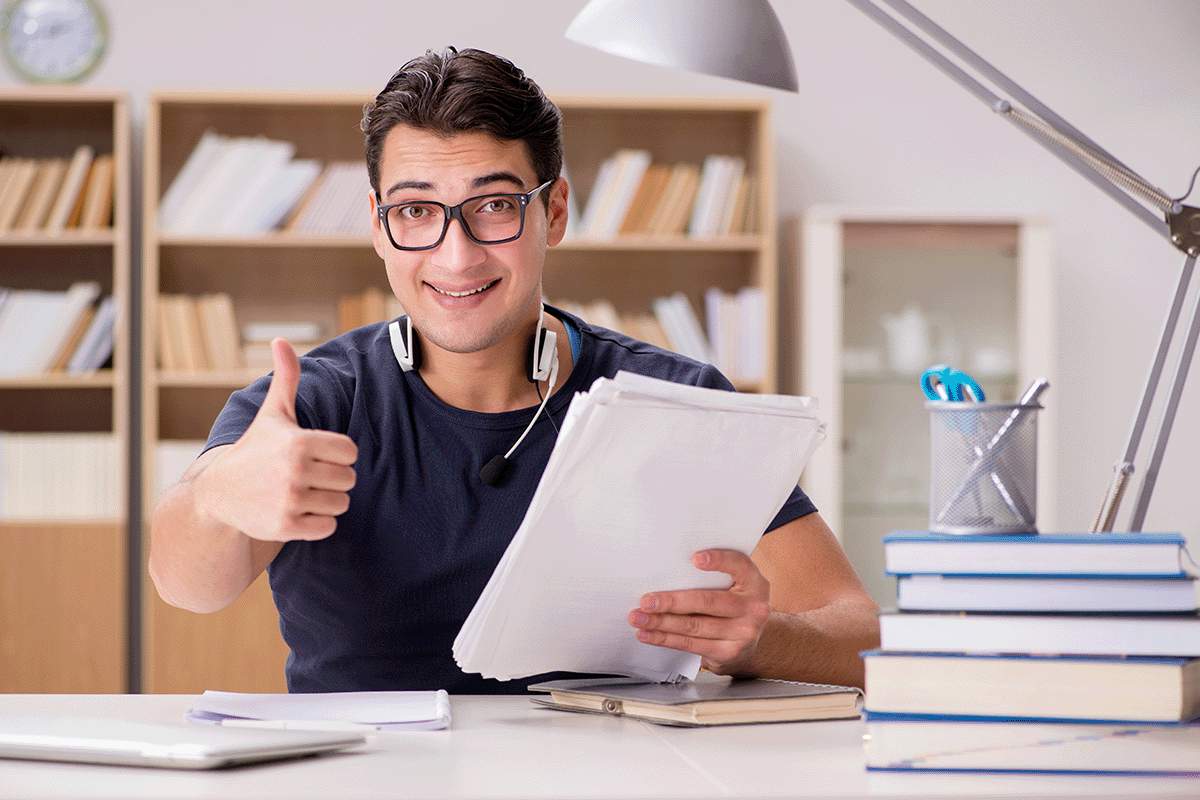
200, 358, 348, 457
692, 364, 818, 533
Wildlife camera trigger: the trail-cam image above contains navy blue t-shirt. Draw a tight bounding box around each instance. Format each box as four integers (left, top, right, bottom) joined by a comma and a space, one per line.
202, 306, 817, 694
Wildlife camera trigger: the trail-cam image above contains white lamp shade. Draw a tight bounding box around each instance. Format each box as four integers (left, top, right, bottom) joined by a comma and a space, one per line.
566, 0, 798, 93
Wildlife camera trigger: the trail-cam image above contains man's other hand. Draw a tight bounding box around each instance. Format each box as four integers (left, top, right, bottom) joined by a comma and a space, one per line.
628, 549, 771, 676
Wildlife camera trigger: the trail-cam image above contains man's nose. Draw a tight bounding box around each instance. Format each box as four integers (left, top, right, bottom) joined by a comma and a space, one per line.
430, 214, 487, 272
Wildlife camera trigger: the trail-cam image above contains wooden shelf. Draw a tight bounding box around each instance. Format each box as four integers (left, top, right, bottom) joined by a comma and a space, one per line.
157, 368, 265, 388
0, 89, 130, 695
156, 232, 766, 252
0, 231, 116, 247
0, 518, 123, 528
0, 371, 116, 389
142, 91, 778, 695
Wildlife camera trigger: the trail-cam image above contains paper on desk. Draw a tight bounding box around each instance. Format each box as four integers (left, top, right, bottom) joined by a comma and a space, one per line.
454, 371, 824, 683
186, 690, 450, 731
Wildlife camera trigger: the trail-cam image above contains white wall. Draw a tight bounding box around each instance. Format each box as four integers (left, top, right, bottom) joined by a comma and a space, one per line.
4, 0, 1198, 540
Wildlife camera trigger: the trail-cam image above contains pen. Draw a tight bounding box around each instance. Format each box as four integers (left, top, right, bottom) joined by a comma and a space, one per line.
217, 718, 385, 732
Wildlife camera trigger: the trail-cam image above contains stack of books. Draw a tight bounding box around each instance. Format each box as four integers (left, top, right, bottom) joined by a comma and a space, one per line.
570, 150, 754, 240
335, 286, 404, 335
158, 130, 368, 236
863, 531, 1200, 775
0, 433, 119, 519
156, 293, 242, 371
0, 283, 116, 376
0, 147, 114, 233
551, 287, 766, 383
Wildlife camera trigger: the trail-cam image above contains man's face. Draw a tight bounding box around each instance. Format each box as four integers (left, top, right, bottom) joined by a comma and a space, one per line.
370, 125, 568, 356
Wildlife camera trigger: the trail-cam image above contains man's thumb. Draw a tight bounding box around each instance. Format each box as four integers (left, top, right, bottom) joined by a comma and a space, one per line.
262, 338, 300, 423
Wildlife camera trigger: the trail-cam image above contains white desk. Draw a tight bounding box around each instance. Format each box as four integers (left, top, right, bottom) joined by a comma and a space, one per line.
0, 694, 1195, 799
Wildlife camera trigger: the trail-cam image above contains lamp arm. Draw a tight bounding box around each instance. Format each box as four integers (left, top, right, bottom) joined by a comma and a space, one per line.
845, 0, 1177, 244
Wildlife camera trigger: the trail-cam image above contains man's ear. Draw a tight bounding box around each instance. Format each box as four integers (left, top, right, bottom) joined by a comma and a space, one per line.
545, 176, 570, 247
369, 190, 388, 261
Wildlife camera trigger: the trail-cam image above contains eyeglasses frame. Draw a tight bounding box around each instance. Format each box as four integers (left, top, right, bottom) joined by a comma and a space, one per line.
375, 177, 556, 252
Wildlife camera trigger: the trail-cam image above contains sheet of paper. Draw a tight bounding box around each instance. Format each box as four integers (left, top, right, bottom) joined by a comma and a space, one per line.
186, 690, 450, 731
454, 371, 825, 683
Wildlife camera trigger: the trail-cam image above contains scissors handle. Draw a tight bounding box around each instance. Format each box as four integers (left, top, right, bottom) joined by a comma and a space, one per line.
920, 365, 986, 402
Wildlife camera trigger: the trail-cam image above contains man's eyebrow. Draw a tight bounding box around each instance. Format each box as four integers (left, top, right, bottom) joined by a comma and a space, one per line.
383, 171, 528, 198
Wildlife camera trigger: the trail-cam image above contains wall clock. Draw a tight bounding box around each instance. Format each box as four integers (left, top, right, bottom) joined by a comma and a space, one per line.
1, 0, 107, 83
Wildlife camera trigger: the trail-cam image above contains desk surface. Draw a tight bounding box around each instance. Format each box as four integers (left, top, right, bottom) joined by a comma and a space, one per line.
0, 694, 1196, 799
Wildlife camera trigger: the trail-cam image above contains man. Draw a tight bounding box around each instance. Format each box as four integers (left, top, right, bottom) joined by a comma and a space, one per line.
149, 47, 879, 694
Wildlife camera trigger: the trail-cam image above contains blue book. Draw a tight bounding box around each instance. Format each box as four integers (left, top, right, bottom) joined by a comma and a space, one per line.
884, 531, 1192, 577
862, 651, 1200, 723
865, 717, 1200, 775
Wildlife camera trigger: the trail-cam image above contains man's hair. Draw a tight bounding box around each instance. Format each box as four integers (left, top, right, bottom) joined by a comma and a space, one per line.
361, 47, 562, 206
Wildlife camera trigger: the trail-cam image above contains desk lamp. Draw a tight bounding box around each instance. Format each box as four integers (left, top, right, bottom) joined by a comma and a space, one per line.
566, 0, 1200, 533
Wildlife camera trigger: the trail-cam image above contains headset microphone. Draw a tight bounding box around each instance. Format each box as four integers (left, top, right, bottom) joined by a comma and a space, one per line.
388, 305, 560, 487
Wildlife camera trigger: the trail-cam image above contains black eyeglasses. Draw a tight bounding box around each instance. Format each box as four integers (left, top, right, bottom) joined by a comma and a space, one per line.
376, 178, 555, 251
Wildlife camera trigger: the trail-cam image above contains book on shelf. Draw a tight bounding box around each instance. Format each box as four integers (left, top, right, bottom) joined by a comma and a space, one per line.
158, 130, 362, 236
0, 433, 118, 520
551, 289, 765, 383
336, 287, 404, 334
570, 151, 752, 240
0, 283, 113, 376
156, 292, 243, 371
0, 148, 112, 234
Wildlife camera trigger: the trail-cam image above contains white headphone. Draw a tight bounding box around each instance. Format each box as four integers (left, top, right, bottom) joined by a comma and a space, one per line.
387, 305, 560, 486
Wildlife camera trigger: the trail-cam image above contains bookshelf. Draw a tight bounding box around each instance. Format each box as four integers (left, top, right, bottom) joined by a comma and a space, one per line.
0, 89, 130, 692
142, 91, 778, 693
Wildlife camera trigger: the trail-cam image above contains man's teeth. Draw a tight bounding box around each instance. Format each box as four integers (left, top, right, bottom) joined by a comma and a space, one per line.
430, 280, 497, 298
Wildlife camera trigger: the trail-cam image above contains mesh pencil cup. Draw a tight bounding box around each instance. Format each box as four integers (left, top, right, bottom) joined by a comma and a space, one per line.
927, 400, 1041, 535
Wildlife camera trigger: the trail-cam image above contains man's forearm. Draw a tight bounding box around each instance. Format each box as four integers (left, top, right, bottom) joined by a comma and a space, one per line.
743, 596, 880, 688
148, 462, 258, 614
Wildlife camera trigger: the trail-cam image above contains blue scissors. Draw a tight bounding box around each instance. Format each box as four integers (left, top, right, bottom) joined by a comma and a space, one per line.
920, 364, 986, 402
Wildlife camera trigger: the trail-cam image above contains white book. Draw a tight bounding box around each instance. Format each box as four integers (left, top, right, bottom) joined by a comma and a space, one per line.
26, 282, 100, 374
715, 156, 746, 235
253, 159, 322, 232
45, 146, 94, 232
158, 130, 224, 230
242, 321, 322, 343
599, 150, 651, 238
736, 286, 765, 382
879, 611, 1200, 657
214, 139, 296, 234
896, 574, 1199, 613
67, 296, 116, 373
704, 288, 728, 374
292, 166, 339, 233
0, 291, 76, 376
651, 295, 688, 357
453, 371, 823, 682
333, 163, 373, 235
577, 155, 618, 237
687, 155, 725, 237
169, 138, 260, 234
670, 292, 711, 363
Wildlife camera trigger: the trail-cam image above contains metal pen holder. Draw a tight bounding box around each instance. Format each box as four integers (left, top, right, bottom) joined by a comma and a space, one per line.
928, 400, 1041, 535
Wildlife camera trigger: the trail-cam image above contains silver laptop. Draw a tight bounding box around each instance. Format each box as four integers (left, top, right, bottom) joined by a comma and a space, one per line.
0, 716, 365, 769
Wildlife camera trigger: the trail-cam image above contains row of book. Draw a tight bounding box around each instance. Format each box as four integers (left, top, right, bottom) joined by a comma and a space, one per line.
0, 433, 119, 519
156, 288, 405, 371
158, 130, 370, 236
863, 531, 1200, 775
570, 151, 755, 239
553, 287, 765, 383
0, 148, 114, 234
0, 283, 116, 377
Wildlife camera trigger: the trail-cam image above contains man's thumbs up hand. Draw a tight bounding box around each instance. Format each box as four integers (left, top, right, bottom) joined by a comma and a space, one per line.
193, 338, 358, 543
261, 338, 301, 424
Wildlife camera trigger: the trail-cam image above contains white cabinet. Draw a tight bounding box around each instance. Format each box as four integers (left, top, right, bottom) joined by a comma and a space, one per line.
791, 209, 1055, 603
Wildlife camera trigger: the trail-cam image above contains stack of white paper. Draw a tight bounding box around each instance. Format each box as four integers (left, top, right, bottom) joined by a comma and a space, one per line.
454, 371, 825, 683
186, 690, 450, 732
